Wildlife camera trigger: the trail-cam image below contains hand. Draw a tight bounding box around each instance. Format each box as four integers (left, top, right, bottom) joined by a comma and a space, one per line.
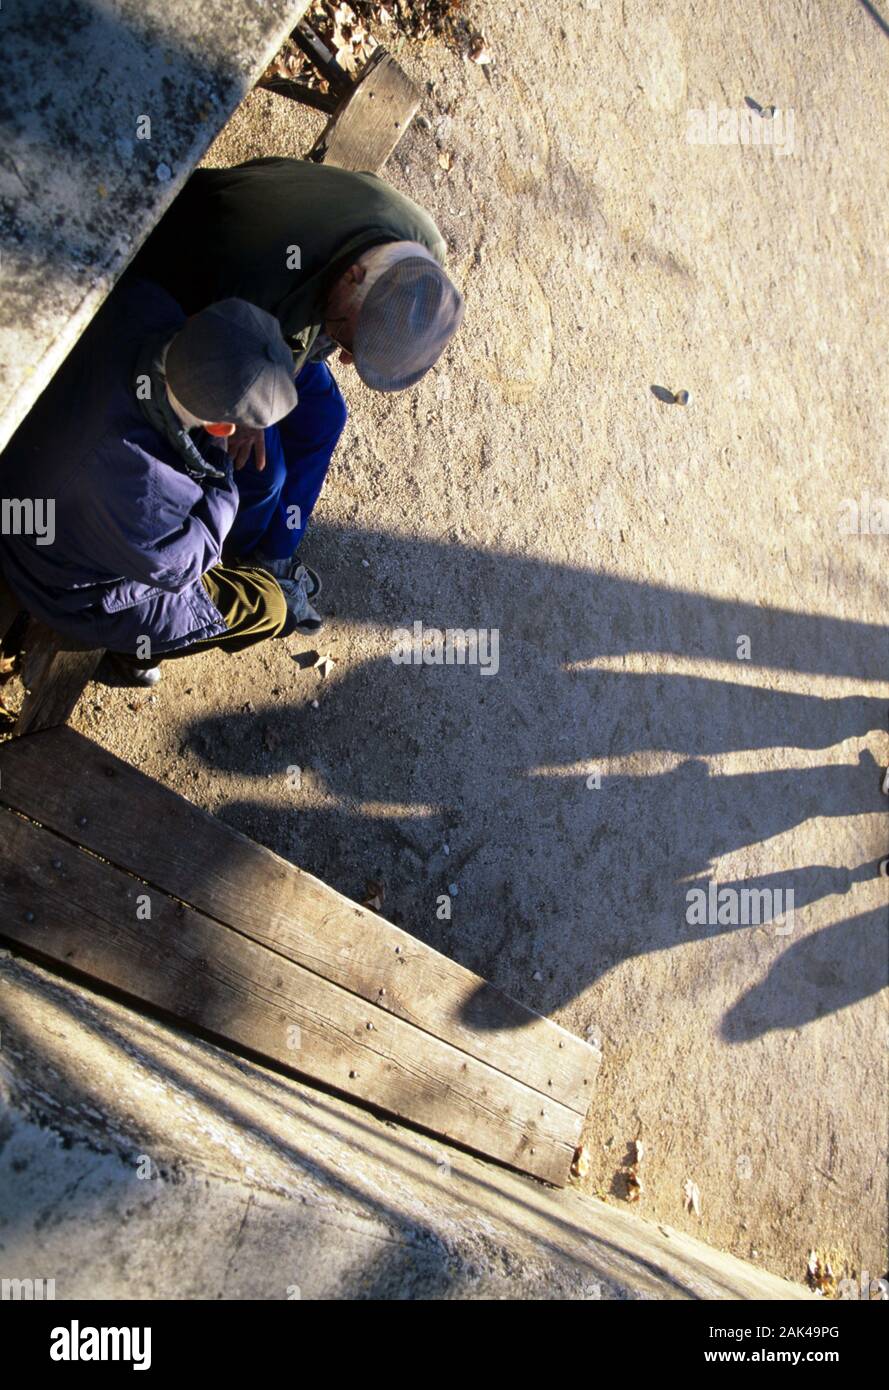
226, 425, 266, 472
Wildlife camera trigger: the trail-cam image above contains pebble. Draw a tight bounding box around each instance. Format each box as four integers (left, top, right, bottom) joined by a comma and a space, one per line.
532, 970, 543, 982
448, 882, 459, 896
156, 162, 172, 182
673, 389, 691, 406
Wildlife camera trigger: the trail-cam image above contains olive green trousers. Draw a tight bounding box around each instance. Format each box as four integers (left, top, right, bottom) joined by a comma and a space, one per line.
158, 564, 288, 660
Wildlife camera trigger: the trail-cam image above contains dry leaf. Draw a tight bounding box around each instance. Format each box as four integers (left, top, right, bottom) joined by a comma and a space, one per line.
683, 1177, 702, 1217
625, 1169, 643, 1201
571, 1144, 590, 1180
361, 878, 385, 912
468, 33, 492, 65
806, 1249, 838, 1298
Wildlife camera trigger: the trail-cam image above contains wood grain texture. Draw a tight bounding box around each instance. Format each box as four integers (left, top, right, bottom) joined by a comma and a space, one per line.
312, 50, 420, 173
0, 729, 596, 1115
0, 806, 582, 1183
15, 622, 103, 736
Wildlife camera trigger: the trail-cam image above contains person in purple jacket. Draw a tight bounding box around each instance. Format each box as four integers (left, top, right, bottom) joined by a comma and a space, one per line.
0, 281, 313, 686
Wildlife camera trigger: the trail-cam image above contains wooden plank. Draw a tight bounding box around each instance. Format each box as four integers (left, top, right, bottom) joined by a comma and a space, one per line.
312, 50, 420, 173
0, 807, 582, 1183
15, 622, 103, 736
0, 729, 596, 1112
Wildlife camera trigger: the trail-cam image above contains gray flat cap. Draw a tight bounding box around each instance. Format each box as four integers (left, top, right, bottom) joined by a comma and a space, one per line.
352, 257, 465, 392
166, 299, 298, 428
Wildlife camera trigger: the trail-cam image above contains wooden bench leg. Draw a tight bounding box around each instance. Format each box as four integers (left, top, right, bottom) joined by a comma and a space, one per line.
15, 621, 104, 737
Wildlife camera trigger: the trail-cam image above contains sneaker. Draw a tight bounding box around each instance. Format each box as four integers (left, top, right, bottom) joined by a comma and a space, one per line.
248, 554, 323, 634
100, 654, 163, 687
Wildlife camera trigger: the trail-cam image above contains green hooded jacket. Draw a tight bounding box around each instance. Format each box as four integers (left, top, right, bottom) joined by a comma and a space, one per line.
140, 156, 448, 373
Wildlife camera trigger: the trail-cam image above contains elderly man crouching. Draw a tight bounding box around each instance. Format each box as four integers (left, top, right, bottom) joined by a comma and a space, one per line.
0, 281, 312, 686
133, 157, 465, 625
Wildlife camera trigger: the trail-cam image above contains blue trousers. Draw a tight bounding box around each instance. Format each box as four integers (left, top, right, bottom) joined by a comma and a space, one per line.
228, 360, 347, 561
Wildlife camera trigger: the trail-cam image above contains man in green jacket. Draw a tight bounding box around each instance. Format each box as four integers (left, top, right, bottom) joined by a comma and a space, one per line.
135, 157, 464, 627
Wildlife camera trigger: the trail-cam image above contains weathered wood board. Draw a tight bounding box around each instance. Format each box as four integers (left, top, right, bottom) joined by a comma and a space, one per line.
311, 50, 420, 173
15, 622, 104, 736
0, 729, 597, 1182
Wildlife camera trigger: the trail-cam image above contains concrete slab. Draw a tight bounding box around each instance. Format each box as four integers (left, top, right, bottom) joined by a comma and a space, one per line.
0, 0, 306, 452
0, 952, 811, 1299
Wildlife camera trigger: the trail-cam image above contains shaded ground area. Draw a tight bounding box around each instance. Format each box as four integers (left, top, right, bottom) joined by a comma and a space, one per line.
0, 953, 811, 1300
14, 0, 886, 1283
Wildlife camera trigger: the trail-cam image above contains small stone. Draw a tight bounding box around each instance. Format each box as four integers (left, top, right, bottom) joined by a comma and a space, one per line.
51, 859, 62, 871
448, 882, 459, 896
532, 970, 543, 982
673, 389, 691, 406
311, 699, 319, 709
156, 162, 172, 182
361, 559, 370, 567
442, 844, 450, 855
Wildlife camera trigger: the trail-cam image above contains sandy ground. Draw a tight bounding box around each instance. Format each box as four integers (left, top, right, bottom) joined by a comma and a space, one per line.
26, 0, 888, 1284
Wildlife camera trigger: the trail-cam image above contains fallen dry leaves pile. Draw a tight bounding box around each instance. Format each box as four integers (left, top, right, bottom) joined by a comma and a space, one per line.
263, 0, 491, 91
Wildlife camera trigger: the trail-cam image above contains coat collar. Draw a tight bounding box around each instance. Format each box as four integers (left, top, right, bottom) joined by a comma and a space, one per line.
133, 332, 231, 484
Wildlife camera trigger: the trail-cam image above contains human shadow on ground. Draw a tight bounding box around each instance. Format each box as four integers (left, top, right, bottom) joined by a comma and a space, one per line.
182, 523, 888, 1036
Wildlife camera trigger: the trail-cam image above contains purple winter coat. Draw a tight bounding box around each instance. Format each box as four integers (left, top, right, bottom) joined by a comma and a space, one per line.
0, 280, 237, 654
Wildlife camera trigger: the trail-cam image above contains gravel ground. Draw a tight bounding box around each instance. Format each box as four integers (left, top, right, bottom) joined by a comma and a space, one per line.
15, 0, 887, 1287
